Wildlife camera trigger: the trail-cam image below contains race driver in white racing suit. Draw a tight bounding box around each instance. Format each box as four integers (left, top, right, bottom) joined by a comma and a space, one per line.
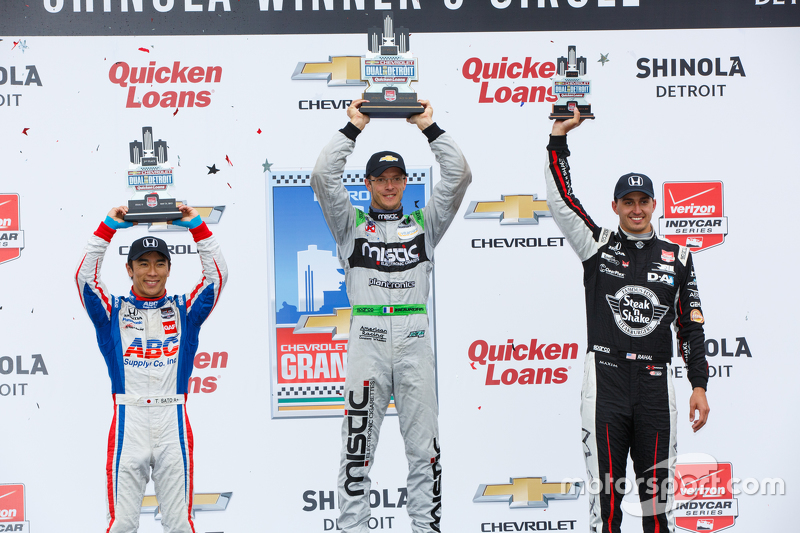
311, 99, 471, 533
544, 110, 710, 533
75, 205, 227, 533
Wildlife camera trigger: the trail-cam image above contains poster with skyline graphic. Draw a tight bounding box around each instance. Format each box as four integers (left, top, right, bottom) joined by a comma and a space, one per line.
267, 167, 432, 418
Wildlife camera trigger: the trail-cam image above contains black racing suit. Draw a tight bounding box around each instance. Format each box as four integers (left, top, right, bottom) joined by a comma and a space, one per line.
545, 134, 708, 533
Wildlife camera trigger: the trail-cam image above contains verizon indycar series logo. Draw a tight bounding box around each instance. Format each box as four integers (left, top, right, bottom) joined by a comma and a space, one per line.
0, 194, 25, 265
0, 483, 30, 532
674, 462, 739, 533
658, 182, 727, 252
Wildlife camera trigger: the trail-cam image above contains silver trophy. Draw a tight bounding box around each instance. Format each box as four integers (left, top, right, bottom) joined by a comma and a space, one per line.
124, 127, 183, 222
359, 12, 424, 118
549, 46, 595, 120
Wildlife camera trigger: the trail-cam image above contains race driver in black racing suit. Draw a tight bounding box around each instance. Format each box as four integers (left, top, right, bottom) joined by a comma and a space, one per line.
311, 99, 471, 533
544, 110, 710, 533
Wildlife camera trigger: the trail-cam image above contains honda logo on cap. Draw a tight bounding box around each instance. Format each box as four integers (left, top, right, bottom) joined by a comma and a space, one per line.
629, 175, 644, 186
143, 238, 158, 248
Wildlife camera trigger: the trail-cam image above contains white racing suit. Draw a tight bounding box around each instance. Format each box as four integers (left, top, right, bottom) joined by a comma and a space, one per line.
76, 221, 227, 533
311, 123, 471, 533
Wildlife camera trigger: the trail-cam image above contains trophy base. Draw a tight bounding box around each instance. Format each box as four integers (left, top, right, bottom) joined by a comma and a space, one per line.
361, 89, 424, 118
549, 103, 595, 120
124, 196, 183, 223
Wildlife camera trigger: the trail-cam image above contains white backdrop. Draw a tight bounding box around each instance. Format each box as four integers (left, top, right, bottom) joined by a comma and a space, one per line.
0, 21, 798, 533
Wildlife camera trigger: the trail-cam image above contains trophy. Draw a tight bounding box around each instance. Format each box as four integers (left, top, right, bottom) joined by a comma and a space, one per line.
124, 127, 183, 222
549, 45, 595, 120
359, 12, 424, 118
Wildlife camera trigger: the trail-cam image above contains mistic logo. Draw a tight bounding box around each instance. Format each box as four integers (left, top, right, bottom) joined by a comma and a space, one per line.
344, 381, 375, 497
0, 194, 25, 265
658, 182, 728, 252
474, 477, 581, 508
674, 462, 739, 533
464, 194, 551, 225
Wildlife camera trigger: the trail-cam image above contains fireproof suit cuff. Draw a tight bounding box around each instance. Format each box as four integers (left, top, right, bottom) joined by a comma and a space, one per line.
340, 122, 362, 142
172, 215, 202, 229
189, 221, 213, 242
104, 215, 133, 230
422, 122, 445, 143
95, 221, 116, 242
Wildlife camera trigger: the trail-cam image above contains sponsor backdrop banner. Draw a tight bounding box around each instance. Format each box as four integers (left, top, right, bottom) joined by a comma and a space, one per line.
1, 1, 799, 35
0, 9, 797, 533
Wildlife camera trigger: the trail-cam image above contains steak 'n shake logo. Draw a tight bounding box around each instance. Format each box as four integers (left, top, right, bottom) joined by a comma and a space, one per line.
606, 285, 669, 337
0, 194, 25, 265
674, 462, 739, 533
658, 182, 728, 252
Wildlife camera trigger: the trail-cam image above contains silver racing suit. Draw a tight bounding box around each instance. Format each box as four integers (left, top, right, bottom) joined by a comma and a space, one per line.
311, 123, 471, 533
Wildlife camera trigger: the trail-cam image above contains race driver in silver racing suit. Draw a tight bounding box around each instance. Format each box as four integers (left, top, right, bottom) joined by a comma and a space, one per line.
311, 99, 472, 533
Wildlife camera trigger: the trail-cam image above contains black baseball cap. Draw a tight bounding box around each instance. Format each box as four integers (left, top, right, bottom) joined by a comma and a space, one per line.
366, 151, 406, 179
128, 236, 171, 262
614, 173, 655, 200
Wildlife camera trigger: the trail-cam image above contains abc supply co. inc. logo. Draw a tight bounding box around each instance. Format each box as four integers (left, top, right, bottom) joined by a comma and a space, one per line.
658, 182, 728, 252
0, 194, 24, 265
0, 483, 29, 532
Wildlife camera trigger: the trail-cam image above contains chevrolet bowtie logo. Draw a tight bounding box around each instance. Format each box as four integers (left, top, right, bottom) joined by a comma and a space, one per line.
141, 492, 232, 516
474, 477, 582, 508
294, 307, 352, 340
292, 56, 365, 87
148, 205, 225, 233
380, 156, 399, 162
464, 195, 551, 225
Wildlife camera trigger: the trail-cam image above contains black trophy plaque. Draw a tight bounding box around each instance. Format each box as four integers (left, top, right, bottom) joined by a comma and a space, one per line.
549, 46, 595, 120
123, 127, 183, 222
359, 12, 423, 118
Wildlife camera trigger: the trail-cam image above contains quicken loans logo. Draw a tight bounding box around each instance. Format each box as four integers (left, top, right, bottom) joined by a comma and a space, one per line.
109, 61, 222, 109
